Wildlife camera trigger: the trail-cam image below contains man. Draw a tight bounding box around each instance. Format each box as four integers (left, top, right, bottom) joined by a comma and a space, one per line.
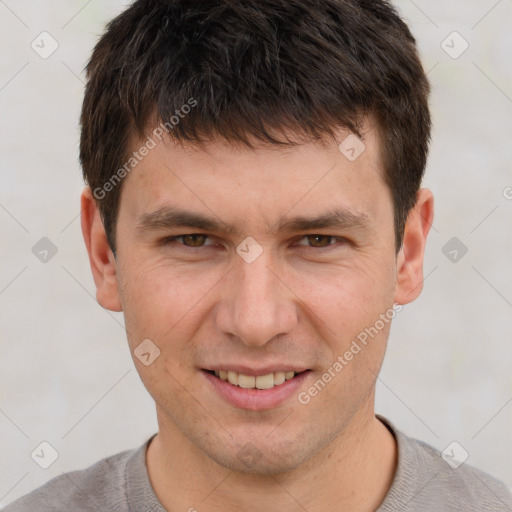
5, 0, 511, 510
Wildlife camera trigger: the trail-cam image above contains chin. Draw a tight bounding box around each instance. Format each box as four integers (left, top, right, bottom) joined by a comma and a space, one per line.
215, 448, 307, 476
202, 431, 314, 476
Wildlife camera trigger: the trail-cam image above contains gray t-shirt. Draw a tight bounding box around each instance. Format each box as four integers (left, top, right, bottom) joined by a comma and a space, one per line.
4, 416, 512, 511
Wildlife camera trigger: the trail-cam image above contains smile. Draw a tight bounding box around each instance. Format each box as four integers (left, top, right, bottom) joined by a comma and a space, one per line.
202, 368, 311, 410
206, 370, 300, 389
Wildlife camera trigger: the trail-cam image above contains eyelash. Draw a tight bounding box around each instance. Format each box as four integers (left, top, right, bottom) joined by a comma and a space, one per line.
161, 234, 348, 250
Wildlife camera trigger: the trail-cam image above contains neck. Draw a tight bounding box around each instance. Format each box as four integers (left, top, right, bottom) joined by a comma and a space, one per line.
146, 409, 397, 512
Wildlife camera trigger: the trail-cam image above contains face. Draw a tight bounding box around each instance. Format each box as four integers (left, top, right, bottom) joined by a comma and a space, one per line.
83, 121, 432, 475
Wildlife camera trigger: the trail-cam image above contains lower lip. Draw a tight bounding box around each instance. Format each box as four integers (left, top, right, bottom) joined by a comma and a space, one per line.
202, 370, 311, 411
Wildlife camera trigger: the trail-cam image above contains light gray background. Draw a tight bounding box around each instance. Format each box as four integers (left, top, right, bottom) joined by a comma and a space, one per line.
1, 0, 511, 506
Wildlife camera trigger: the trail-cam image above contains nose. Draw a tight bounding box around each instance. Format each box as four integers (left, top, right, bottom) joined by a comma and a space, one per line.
215, 249, 298, 347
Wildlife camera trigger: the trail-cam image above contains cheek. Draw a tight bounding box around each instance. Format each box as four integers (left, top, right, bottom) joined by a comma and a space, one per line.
297, 254, 396, 323
118, 262, 212, 396
293, 256, 396, 389
118, 259, 222, 347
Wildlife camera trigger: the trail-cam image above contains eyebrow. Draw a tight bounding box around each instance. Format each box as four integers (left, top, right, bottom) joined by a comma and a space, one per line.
136, 206, 371, 236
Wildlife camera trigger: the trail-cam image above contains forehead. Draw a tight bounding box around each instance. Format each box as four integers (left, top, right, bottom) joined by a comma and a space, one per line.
119, 122, 390, 230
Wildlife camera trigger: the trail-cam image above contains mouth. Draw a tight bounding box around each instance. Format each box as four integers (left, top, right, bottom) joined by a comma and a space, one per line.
203, 369, 310, 390
202, 368, 312, 411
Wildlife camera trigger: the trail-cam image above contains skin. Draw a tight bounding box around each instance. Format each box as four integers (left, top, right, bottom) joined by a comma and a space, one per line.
81, 120, 434, 512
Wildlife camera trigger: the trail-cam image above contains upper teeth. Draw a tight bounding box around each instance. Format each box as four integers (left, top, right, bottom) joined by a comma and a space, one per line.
214, 370, 296, 389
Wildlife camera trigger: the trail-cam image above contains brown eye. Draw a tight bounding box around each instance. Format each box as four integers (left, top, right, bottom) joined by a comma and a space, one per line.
181, 234, 208, 247
305, 235, 335, 247
163, 234, 213, 248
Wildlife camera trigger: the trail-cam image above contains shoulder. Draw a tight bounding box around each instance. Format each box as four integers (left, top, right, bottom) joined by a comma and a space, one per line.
378, 415, 512, 512
2, 446, 137, 512
401, 434, 512, 510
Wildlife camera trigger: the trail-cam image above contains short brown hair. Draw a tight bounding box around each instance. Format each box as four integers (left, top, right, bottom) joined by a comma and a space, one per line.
80, 0, 431, 255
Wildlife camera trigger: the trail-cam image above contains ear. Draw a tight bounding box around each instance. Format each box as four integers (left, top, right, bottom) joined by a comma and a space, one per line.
80, 187, 122, 312
394, 188, 434, 305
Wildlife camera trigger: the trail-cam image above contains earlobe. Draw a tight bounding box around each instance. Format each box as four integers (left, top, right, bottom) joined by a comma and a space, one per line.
394, 188, 434, 305
80, 187, 122, 312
